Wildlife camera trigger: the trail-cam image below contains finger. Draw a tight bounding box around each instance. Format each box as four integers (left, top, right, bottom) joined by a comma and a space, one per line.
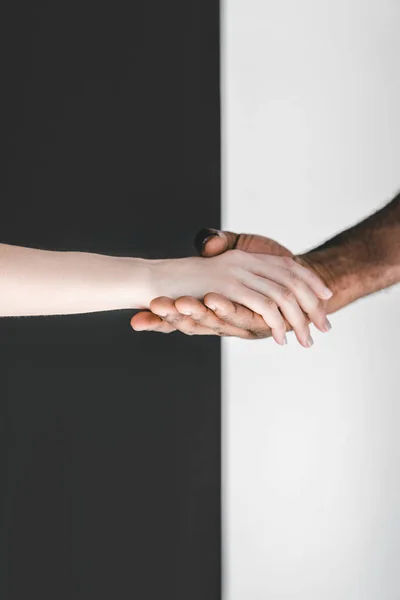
259, 255, 333, 316
194, 229, 234, 257
130, 310, 176, 334
202, 293, 273, 339
194, 228, 294, 257
249, 257, 331, 336
174, 296, 261, 339
282, 268, 331, 334
240, 274, 312, 347
150, 296, 220, 337
289, 260, 332, 332
291, 258, 333, 300
135, 297, 179, 334
227, 285, 287, 346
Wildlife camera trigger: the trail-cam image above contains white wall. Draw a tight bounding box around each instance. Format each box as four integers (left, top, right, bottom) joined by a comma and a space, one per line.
222, 2, 400, 599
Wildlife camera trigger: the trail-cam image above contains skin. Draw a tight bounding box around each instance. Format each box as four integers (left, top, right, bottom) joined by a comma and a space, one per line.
0, 242, 329, 341
151, 250, 333, 346
130, 192, 400, 342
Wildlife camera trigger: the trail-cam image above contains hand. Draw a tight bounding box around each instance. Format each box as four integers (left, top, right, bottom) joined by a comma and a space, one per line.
149, 248, 332, 345
132, 229, 333, 347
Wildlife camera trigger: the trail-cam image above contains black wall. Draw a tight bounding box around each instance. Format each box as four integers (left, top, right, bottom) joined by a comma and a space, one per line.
0, 2, 220, 598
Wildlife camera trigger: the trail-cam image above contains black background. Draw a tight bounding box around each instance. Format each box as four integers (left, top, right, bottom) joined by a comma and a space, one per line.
0, 2, 220, 598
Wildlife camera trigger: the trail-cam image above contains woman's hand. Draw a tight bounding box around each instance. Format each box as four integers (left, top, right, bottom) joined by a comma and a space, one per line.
149, 250, 332, 347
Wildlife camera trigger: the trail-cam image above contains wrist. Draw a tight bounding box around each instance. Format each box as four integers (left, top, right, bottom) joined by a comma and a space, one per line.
116, 256, 157, 310
145, 256, 203, 304
295, 245, 374, 314
295, 251, 338, 295
128, 256, 192, 309
294, 249, 356, 314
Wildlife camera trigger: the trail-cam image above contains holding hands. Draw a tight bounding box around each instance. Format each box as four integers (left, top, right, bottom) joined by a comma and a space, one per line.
134, 230, 333, 348
133, 190, 400, 346
3, 191, 399, 341
2, 194, 397, 344
0, 233, 330, 348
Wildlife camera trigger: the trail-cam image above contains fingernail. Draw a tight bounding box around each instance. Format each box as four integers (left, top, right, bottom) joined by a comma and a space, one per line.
207, 304, 217, 311
180, 310, 192, 316
306, 335, 314, 347
322, 287, 333, 299
194, 228, 221, 254
323, 317, 332, 332
156, 311, 167, 317
282, 334, 288, 345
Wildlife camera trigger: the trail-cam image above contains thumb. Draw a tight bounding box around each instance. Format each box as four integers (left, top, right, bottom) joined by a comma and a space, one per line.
194, 228, 239, 257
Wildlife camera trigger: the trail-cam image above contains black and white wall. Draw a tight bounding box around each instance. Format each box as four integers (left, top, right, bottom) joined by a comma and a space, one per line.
1, 1, 400, 600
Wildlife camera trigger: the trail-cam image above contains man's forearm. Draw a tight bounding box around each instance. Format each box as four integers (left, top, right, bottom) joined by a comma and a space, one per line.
0, 243, 153, 317
297, 193, 400, 313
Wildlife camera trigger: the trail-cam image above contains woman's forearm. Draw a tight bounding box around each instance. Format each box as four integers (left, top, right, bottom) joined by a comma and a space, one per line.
0, 243, 154, 317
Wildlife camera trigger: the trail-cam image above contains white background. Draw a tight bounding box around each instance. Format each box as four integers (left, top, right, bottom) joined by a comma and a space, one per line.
222, 1, 400, 599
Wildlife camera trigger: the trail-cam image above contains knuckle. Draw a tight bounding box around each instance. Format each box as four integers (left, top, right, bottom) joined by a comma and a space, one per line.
281, 287, 296, 303
204, 292, 219, 305
163, 329, 175, 335
165, 317, 180, 327
284, 268, 299, 282
227, 249, 249, 269
304, 268, 319, 281
184, 327, 196, 336
251, 328, 269, 339
281, 255, 295, 268
216, 311, 230, 321
224, 248, 243, 261
250, 253, 265, 266
302, 296, 321, 313
213, 327, 227, 336
263, 297, 277, 311
309, 297, 322, 311
242, 330, 258, 340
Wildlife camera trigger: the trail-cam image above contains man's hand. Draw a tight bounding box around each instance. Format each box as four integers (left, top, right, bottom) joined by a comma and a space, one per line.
130, 229, 323, 341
